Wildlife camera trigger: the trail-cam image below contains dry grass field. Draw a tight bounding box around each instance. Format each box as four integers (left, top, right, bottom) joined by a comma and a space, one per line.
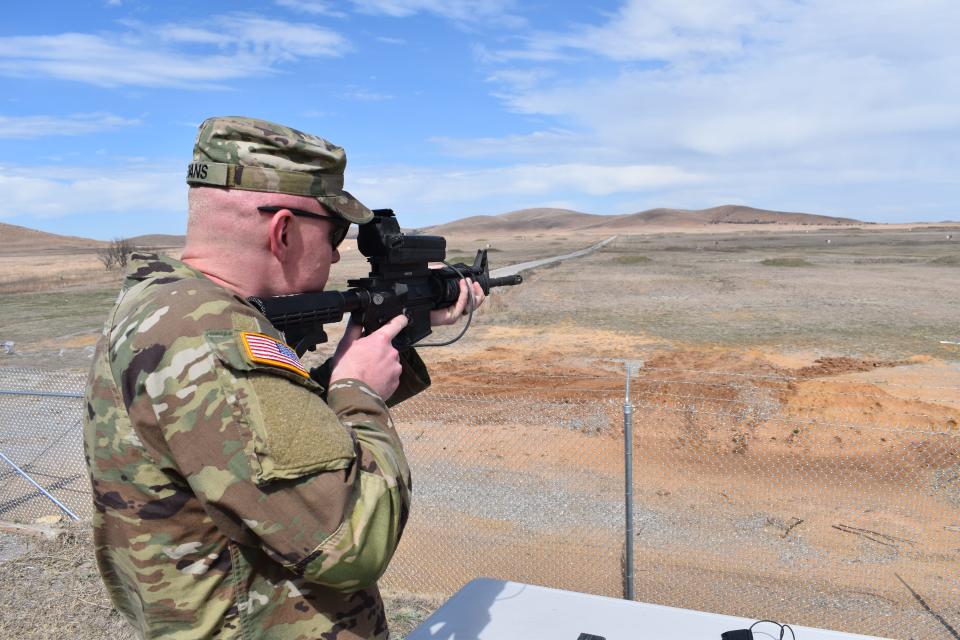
1, 220, 959, 638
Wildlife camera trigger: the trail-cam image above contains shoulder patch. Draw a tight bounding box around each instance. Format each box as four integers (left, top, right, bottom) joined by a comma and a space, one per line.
240, 332, 309, 378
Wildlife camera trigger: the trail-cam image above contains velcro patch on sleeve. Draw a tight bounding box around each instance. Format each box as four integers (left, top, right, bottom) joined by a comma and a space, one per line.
240, 332, 309, 378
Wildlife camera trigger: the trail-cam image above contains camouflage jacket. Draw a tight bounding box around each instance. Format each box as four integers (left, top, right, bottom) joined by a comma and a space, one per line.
83, 253, 428, 639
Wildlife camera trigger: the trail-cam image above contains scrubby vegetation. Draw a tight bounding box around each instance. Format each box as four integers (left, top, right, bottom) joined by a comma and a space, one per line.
612, 255, 652, 265
760, 257, 813, 267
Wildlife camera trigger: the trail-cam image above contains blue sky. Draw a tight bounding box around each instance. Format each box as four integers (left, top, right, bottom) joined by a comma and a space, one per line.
1, 0, 958, 239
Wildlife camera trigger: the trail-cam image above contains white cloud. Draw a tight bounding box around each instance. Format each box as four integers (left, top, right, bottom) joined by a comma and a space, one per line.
0, 16, 349, 89
458, 0, 960, 221
217, 16, 350, 60
529, 0, 782, 62
482, 65, 555, 90
274, 0, 347, 17
153, 26, 235, 46
511, 0, 957, 66
351, 161, 702, 208
277, 0, 520, 25
430, 129, 619, 161
275, 0, 525, 25
0, 113, 140, 139
500, 52, 960, 158
342, 88, 395, 101
353, 158, 950, 221
491, 0, 960, 155
350, 0, 524, 27
0, 163, 184, 219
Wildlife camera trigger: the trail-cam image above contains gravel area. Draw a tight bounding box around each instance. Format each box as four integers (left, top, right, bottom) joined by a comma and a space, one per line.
410, 463, 624, 532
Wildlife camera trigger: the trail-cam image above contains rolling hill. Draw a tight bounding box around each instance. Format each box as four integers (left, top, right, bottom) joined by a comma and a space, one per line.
421, 205, 861, 235
0, 222, 186, 254
127, 234, 186, 248
0, 222, 105, 253
424, 208, 608, 235
2, 205, 868, 253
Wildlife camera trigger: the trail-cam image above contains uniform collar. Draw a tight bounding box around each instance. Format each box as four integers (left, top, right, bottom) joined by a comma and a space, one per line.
123, 252, 205, 287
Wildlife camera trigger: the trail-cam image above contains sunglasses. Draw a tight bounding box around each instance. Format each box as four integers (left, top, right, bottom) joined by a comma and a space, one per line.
257, 205, 351, 249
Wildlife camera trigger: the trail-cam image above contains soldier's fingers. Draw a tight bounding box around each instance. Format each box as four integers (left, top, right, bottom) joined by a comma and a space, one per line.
450, 279, 469, 317
460, 279, 480, 315
373, 313, 409, 341
471, 281, 485, 309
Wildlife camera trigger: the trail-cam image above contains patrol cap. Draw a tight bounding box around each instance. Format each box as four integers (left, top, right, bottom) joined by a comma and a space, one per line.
186, 116, 373, 224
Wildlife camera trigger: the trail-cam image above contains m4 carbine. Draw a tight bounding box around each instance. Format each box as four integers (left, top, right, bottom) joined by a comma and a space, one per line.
249, 208, 523, 356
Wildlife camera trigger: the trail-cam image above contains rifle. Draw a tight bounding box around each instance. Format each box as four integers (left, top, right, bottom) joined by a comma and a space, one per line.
249, 208, 523, 356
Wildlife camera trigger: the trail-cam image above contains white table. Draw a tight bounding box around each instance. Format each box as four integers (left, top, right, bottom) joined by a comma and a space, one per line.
405, 579, 892, 640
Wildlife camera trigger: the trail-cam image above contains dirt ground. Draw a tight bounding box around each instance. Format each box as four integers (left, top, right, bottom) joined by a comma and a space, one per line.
378, 333, 959, 637
1, 224, 959, 638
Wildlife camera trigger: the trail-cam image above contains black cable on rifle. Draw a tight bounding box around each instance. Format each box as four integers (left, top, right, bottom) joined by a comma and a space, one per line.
415, 261, 476, 348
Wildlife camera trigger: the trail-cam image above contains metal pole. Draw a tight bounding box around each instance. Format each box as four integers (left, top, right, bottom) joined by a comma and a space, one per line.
0, 450, 80, 521
0, 389, 84, 398
623, 363, 634, 600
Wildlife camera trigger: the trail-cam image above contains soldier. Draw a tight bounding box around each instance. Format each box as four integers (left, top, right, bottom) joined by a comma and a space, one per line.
83, 116, 484, 639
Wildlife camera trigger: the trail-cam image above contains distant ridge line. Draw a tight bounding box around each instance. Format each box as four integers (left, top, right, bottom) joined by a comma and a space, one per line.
0, 222, 189, 255
4, 205, 957, 250
0, 221, 104, 249
421, 204, 862, 234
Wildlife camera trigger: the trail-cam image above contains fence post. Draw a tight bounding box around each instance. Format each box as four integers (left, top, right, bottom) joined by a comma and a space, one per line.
623, 362, 635, 600
0, 450, 80, 521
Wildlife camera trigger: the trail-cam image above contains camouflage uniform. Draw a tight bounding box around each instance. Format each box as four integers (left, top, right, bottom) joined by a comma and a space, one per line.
83, 117, 427, 639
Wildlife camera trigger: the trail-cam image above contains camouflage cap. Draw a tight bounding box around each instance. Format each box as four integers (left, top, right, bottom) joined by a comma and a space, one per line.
186, 116, 373, 224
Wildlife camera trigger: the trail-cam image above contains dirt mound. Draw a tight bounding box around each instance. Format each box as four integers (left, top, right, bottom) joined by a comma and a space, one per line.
427, 333, 957, 440
794, 357, 908, 379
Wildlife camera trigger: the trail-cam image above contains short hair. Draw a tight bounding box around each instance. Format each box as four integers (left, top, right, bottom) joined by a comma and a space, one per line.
185, 187, 263, 252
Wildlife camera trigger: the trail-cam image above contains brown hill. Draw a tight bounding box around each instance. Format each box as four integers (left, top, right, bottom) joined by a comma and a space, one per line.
583, 205, 860, 230
423, 204, 861, 235
0, 221, 104, 254
0, 223, 186, 255
423, 208, 605, 234
128, 234, 185, 248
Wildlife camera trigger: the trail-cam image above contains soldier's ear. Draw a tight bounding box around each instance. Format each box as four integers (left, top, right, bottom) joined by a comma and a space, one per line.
268, 211, 293, 261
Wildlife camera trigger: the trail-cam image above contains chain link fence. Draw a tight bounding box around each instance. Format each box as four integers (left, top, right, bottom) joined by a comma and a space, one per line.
0, 368, 88, 522
622, 365, 960, 640
1, 364, 958, 639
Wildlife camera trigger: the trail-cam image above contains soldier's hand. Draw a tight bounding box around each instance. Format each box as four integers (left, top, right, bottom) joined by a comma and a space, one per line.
330, 314, 408, 400
430, 278, 486, 326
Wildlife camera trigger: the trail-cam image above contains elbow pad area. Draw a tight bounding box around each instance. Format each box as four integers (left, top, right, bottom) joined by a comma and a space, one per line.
297, 470, 403, 591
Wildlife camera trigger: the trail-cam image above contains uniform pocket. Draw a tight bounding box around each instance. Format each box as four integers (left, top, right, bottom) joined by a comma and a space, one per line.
204, 330, 356, 485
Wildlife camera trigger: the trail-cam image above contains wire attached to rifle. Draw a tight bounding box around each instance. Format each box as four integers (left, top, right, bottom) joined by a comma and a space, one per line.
414, 261, 476, 348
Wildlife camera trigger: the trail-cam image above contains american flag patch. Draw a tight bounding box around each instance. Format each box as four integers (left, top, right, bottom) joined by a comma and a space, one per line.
240, 332, 309, 378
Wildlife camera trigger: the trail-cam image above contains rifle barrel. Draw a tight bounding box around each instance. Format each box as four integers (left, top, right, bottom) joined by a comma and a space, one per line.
488, 274, 523, 288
